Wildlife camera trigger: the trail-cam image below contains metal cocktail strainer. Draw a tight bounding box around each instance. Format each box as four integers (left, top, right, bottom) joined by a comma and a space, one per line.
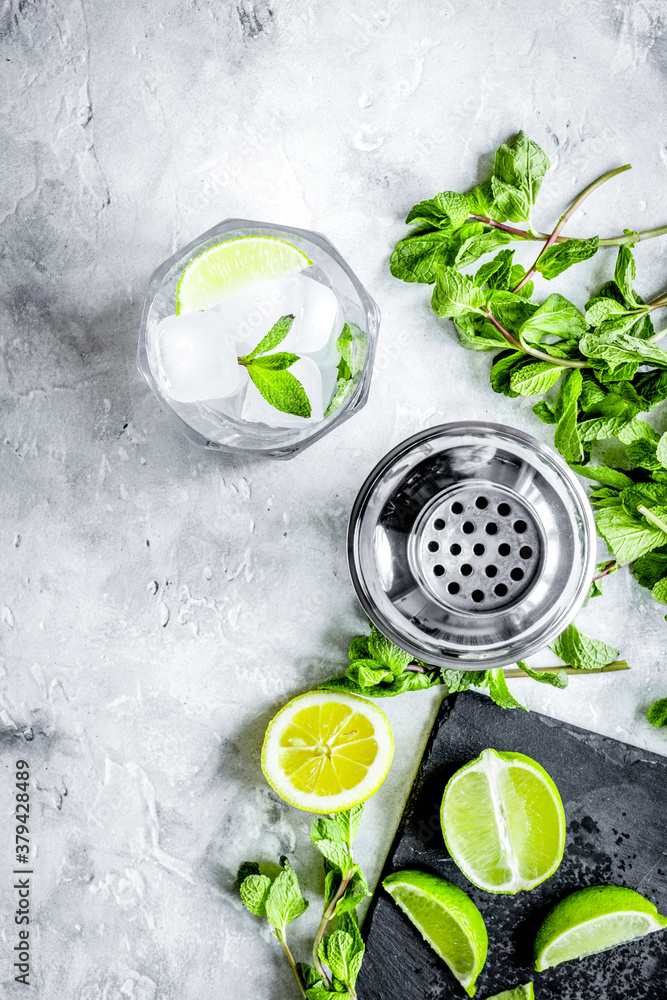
347, 422, 596, 670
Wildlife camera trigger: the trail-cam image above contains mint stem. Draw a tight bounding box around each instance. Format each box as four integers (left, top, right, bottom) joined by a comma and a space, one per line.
467, 217, 667, 247
592, 559, 631, 581
512, 164, 632, 294
312, 843, 355, 987
504, 661, 629, 677
482, 308, 590, 369
638, 504, 667, 534
276, 931, 307, 998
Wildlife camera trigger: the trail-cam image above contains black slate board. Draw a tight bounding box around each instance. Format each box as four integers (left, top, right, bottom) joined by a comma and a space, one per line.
357, 691, 667, 1000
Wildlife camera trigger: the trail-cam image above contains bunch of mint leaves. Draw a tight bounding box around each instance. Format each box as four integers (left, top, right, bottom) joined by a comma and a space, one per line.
238, 805, 369, 999
391, 131, 667, 614
320, 621, 620, 711
239, 316, 366, 419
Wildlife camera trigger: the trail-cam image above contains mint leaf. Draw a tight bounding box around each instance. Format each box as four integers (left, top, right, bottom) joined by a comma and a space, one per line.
491, 131, 550, 228
509, 361, 563, 396
632, 547, 667, 589
578, 415, 634, 443
390, 229, 453, 283
615, 245, 639, 306
652, 578, 667, 603
405, 190, 471, 229
549, 624, 618, 671
580, 332, 667, 370
617, 418, 658, 445
246, 364, 311, 418
475, 248, 515, 290
454, 229, 513, 268
647, 698, 667, 727
535, 236, 599, 280
264, 857, 308, 932
553, 368, 583, 463
346, 660, 394, 688
570, 465, 634, 489
532, 400, 557, 424
585, 297, 629, 326
431, 267, 487, 317
441, 668, 487, 693
248, 352, 300, 370
626, 440, 662, 471
328, 806, 364, 845
490, 351, 534, 397
455, 313, 508, 352
517, 661, 568, 690
487, 667, 527, 710
240, 872, 273, 917
348, 635, 371, 660
325, 323, 367, 418
243, 314, 295, 360
310, 828, 355, 873
519, 293, 588, 340
487, 290, 538, 333
596, 504, 667, 562
368, 623, 412, 675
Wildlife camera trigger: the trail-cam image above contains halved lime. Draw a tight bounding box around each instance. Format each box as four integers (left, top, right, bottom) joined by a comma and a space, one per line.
534, 884, 667, 971
261, 690, 393, 814
176, 236, 311, 313
440, 748, 565, 894
383, 870, 487, 997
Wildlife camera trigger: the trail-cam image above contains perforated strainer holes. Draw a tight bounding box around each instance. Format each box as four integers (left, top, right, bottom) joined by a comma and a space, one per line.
475, 496, 489, 509
451, 501, 463, 514
485, 523, 498, 535
498, 502, 511, 516
471, 590, 485, 603
498, 542, 511, 557
461, 564, 473, 577
485, 565, 497, 578
520, 545, 533, 559
462, 521, 475, 534
448, 581, 460, 594
510, 568, 524, 581
433, 564, 445, 577
495, 583, 508, 597
514, 520, 528, 533
450, 543, 462, 555
473, 543, 485, 556
428, 541, 439, 552
434, 518, 446, 531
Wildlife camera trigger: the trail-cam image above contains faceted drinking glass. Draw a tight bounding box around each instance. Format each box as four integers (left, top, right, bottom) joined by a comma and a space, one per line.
137, 219, 380, 458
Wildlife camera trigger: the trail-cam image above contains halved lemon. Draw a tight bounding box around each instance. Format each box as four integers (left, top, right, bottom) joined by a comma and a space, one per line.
176, 235, 311, 313
261, 690, 394, 813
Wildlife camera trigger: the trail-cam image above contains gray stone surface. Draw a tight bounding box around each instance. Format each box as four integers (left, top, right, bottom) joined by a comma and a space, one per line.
1, 1, 667, 997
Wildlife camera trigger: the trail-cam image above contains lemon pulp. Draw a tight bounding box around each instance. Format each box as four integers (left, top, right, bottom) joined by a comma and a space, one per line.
279, 702, 378, 795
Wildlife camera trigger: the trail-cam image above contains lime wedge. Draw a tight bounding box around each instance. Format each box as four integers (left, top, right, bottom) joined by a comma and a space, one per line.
383, 870, 487, 997
483, 984, 534, 1000
534, 884, 667, 971
176, 236, 311, 313
261, 690, 394, 814
440, 748, 565, 894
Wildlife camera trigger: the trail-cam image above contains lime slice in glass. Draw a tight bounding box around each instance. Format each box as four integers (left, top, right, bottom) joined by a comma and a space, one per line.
534, 884, 667, 971
440, 748, 565, 894
261, 690, 393, 814
383, 870, 488, 997
176, 236, 311, 313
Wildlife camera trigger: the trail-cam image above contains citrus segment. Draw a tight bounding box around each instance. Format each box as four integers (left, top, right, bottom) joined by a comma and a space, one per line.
261, 690, 393, 813
176, 236, 311, 313
534, 884, 667, 971
440, 748, 565, 893
383, 870, 487, 997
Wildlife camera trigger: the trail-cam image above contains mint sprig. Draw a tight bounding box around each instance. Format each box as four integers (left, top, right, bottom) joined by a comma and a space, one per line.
319, 621, 623, 708
238, 807, 369, 999
239, 314, 312, 418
